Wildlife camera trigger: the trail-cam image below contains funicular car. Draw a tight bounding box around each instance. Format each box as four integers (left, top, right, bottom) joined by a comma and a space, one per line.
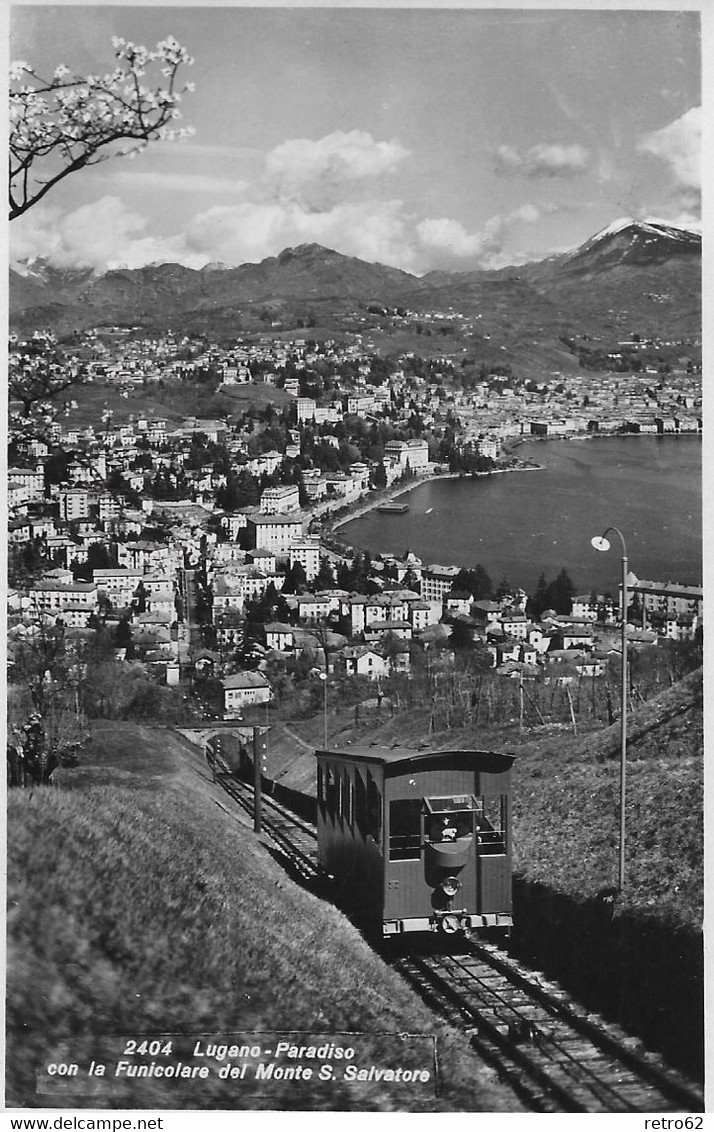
315, 745, 515, 936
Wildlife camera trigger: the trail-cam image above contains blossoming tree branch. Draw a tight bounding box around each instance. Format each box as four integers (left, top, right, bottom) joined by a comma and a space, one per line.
9, 35, 195, 220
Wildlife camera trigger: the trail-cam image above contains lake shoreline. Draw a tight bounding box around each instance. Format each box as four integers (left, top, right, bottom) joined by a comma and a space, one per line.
332, 434, 702, 590
330, 431, 701, 534
330, 461, 542, 533
506, 431, 701, 450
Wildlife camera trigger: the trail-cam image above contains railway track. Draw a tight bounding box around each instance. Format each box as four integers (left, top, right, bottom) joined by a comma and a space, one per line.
389, 945, 703, 1113
214, 769, 321, 885
210, 763, 703, 1114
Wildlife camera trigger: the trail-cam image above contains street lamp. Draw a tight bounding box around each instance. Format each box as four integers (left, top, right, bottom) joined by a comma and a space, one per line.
319, 671, 328, 748
591, 526, 628, 891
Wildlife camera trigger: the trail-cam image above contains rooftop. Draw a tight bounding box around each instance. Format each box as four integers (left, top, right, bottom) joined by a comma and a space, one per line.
314, 746, 515, 770
222, 671, 271, 690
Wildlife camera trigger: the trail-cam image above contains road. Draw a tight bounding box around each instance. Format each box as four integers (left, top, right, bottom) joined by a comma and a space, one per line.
179, 567, 203, 662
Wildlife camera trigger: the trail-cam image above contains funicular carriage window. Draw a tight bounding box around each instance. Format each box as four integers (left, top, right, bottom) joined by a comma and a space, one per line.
475, 796, 507, 854
366, 771, 382, 841
325, 765, 339, 816
389, 799, 422, 861
317, 764, 325, 811
425, 794, 476, 842
344, 769, 354, 827
355, 770, 367, 836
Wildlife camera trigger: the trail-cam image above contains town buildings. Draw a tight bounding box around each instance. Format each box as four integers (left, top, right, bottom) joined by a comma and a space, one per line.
7, 323, 702, 718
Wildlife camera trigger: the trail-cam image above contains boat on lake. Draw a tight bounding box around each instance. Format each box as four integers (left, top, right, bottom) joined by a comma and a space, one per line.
377, 501, 410, 514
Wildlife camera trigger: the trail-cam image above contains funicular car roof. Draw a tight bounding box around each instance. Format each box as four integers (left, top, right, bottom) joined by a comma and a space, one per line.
315, 746, 515, 772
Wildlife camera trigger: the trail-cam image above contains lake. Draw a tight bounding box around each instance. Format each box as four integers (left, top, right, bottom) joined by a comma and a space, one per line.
339, 436, 703, 595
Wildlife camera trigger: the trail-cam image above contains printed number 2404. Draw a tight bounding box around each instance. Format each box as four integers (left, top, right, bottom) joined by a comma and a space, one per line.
122, 1040, 174, 1056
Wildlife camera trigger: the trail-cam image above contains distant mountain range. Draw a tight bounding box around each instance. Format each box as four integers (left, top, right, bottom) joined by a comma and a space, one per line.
10, 220, 701, 362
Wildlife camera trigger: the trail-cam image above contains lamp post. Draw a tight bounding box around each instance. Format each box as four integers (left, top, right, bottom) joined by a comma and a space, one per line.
319, 671, 328, 748
591, 527, 628, 891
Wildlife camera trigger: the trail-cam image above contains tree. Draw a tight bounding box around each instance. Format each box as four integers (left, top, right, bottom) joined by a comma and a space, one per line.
132, 579, 148, 615
8, 712, 81, 788
527, 568, 576, 618
10, 36, 194, 220
469, 564, 491, 601
82, 659, 190, 722
371, 461, 387, 490
528, 573, 550, 620
281, 560, 308, 595
216, 469, 260, 511
302, 624, 345, 681
314, 556, 336, 591
8, 538, 47, 587
71, 540, 115, 581
13, 617, 68, 717
244, 583, 291, 631
455, 565, 493, 601
336, 559, 352, 591
545, 568, 576, 615
380, 631, 405, 673
9, 354, 79, 424
450, 618, 475, 650
495, 575, 512, 600
343, 550, 373, 594
401, 567, 421, 594
9, 613, 90, 775
114, 618, 134, 657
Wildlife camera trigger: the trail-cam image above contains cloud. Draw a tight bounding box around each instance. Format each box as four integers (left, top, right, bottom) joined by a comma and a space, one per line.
416, 204, 545, 268
187, 197, 544, 274
10, 203, 64, 265
186, 197, 420, 272
10, 196, 207, 271
416, 216, 501, 262
264, 129, 410, 211
494, 142, 590, 178
11, 188, 551, 277
509, 203, 541, 224
150, 140, 261, 162
637, 106, 701, 216
10, 128, 564, 276
112, 171, 249, 195
10, 130, 417, 273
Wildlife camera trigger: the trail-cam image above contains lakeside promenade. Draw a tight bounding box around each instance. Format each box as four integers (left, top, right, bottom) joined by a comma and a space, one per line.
329, 459, 542, 533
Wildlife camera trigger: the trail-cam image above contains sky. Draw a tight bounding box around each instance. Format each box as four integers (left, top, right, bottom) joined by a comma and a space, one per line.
9, 4, 702, 276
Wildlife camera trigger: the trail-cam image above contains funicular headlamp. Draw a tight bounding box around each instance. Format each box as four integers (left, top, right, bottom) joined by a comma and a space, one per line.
441, 875, 461, 897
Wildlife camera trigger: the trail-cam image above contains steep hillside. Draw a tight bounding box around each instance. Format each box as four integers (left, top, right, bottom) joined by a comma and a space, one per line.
252, 668, 703, 929
7, 721, 522, 1111
521, 219, 701, 338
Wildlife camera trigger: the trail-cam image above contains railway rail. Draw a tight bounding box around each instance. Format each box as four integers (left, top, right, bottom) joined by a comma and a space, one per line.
214, 767, 321, 885
389, 946, 703, 1113
210, 760, 703, 1114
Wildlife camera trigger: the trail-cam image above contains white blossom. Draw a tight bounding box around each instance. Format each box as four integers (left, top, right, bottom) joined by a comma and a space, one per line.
10, 35, 195, 220
10, 61, 31, 81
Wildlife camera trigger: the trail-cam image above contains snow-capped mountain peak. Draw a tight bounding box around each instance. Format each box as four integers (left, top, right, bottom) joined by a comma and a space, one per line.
588, 217, 700, 245
557, 217, 701, 273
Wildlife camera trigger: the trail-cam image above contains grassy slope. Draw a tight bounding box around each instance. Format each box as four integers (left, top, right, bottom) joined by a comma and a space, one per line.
7, 721, 522, 1113
257, 670, 703, 930
512, 671, 703, 926
62, 376, 292, 431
